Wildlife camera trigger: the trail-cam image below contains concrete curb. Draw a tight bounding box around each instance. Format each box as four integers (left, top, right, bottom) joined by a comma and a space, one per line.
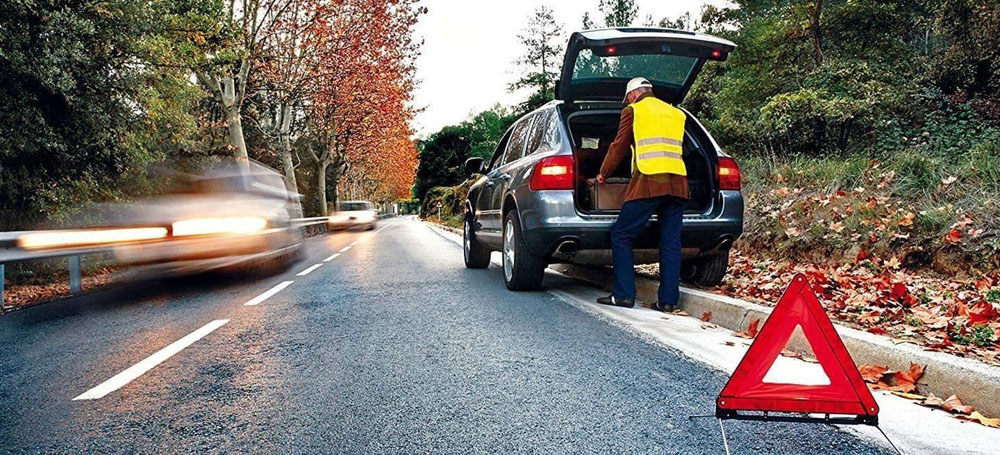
552, 263, 1000, 417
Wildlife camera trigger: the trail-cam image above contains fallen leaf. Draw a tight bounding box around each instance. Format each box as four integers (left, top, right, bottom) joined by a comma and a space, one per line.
886, 256, 901, 270
941, 395, 975, 415
734, 318, 761, 339
892, 392, 925, 401
968, 302, 998, 325
701, 311, 712, 322
868, 326, 888, 335
859, 364, 888, 383
723, 341, 735, 346
942, 176, 957, 185
961, 411, 1000, 428
945, 229, 963, 244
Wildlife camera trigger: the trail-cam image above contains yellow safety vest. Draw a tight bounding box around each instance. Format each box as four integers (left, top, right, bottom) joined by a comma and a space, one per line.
631, 97, 687, 176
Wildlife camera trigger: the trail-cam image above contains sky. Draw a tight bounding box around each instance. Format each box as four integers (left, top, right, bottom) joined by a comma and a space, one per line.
411, 0, 716, 137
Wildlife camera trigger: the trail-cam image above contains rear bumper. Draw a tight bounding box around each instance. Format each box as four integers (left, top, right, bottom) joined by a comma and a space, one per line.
517, 189, 744, 259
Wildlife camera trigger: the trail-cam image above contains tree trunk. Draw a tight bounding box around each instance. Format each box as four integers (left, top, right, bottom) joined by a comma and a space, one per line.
278, 102, 298, 193
317, 161, 329, 216
221, 75, 250, 168
226, 109, 250, 167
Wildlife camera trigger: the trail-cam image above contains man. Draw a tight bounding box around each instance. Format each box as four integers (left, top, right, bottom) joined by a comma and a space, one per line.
596, 77, 688, 312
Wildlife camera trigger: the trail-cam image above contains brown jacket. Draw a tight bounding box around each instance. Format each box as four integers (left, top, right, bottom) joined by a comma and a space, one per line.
598, 93, 689, 202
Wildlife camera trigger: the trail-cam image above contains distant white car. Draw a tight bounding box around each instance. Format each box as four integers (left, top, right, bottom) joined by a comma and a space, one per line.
328, 201, 377, 230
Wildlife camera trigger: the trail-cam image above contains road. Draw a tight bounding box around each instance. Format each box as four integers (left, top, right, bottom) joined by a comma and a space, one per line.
0, 217, 892, 454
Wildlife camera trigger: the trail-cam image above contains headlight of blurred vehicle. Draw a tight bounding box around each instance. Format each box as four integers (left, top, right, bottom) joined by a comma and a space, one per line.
18, 228, 169, 249
172, 216, 267, 237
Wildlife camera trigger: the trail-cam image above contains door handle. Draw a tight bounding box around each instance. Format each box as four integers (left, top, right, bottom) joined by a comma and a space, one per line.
500, 173, 512, 181
486, 180, 496, 187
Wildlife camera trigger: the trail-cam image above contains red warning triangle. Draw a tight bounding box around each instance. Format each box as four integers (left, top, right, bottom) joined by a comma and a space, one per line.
716, 274, 879, 421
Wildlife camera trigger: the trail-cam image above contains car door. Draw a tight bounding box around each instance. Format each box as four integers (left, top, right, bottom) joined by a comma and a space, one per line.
481, 115, 533, 233
555, 28, 736, 105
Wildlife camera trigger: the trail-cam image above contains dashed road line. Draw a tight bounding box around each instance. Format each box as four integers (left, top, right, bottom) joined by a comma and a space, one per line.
323, 253, 340, 262
73, 319, 230, 401
339, 245, 352, 253
374, 223, 391, 234
296, 263, 323, 276
244, 281, 294, 306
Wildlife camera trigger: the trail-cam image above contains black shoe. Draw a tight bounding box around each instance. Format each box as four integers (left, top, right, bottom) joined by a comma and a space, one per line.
597, 295, 635, 308
654, 301, 676, 313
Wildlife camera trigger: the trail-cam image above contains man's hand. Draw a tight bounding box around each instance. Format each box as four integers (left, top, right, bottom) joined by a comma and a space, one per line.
595, 174, 606, 185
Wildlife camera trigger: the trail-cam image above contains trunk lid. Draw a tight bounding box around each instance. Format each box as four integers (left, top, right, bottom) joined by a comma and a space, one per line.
555, 28, 736, 104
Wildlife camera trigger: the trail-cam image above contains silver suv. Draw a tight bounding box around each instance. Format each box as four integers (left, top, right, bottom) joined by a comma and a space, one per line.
462, 28, 744, 291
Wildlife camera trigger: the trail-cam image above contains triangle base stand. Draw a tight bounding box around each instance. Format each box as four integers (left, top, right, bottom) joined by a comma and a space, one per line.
699, 413, 901, 455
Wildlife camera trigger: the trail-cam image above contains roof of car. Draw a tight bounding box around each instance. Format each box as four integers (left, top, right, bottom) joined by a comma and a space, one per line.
577, 27, 736, 50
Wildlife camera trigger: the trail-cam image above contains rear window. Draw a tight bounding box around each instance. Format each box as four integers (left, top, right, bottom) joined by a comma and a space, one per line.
572, 49, 698, 88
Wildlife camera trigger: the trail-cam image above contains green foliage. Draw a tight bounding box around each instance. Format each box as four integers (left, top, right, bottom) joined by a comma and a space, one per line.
414, 105, 517, 201
599, 0, 638, 27
419, 179, 474, 227
0, 0, 230, 229
510, 6, 564, 113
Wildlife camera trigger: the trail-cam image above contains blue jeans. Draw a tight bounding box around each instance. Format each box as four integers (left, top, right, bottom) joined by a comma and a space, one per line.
611, 196, 685, 305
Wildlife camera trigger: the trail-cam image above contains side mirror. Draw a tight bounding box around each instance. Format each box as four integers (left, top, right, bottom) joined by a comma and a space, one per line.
464, 157, 484, 175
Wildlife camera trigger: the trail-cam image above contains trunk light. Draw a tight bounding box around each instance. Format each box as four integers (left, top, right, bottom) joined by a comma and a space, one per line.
711, 49, 723, 59
717, 157, 741, 191
530, 155, 575, 191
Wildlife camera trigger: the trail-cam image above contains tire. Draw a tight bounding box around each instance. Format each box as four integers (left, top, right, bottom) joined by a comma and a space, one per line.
502, 210, 545, 291
463, 216, 491, 269
693, 250, 730, 286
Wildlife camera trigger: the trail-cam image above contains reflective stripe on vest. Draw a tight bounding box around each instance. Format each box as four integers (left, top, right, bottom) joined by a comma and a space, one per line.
631, 97, 687, 176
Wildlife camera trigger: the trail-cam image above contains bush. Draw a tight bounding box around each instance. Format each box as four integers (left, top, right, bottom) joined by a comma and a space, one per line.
419, 179, 475, 228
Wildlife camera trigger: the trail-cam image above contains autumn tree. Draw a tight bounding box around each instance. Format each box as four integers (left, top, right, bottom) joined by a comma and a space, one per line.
296, 0, 422, 213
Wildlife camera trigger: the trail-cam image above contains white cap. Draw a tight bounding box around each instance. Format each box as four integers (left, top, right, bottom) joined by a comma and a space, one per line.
623, 77, 653, 103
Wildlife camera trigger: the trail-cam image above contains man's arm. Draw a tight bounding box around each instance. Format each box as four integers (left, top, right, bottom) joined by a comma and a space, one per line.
597, 107, 634, 183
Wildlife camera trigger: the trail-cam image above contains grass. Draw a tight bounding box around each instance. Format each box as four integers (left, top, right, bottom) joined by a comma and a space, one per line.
738, 135, 1000, 276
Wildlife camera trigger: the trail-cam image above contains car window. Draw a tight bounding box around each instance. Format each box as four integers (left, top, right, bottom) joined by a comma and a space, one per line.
502, 116, 532, 166
488, 129, 513, 172
526, 109, 561, 155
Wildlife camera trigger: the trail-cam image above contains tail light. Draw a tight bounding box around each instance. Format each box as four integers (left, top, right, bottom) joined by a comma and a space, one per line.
717, 157, 741, 191
529, 155, 575, 191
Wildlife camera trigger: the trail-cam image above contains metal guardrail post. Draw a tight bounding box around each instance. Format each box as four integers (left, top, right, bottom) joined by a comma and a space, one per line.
69, 255, 82, 293
0, 263, 5, 311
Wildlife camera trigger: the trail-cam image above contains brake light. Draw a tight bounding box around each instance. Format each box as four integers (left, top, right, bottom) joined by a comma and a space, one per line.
717, 157, 741, 191
530, 155, 575, 191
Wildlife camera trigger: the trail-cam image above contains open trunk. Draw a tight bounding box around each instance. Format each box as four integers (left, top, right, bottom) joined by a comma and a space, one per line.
568, 109, 715, 215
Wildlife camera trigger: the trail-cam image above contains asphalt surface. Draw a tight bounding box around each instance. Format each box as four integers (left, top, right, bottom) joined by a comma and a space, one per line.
0, 217, 892, 454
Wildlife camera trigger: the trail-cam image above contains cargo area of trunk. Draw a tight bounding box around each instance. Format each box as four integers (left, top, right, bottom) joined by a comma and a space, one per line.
568, 110, 715, 215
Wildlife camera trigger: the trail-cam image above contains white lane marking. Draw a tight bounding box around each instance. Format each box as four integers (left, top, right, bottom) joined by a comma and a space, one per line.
73, 319, 230, 401
296, 263, 323, 276
374, 223, 391, 234
323, 253, 340, 262
244, 281, 294, 306
338, 245, 352, 253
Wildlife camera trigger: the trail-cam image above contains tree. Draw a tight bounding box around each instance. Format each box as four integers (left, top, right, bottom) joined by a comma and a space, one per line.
0, 0, 223, 228
185, 0, 296, 168
599, 0, 638, 27
296, 0, 422, 213
510, 7, 565, 113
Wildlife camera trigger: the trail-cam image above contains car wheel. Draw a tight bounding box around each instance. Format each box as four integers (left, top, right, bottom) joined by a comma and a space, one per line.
502, 210, 545, 291
693, 250, 730, 286
463, 217, 490, 269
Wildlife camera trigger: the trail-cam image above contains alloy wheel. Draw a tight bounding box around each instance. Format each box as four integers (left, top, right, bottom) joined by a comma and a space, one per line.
503, 219, 515, 280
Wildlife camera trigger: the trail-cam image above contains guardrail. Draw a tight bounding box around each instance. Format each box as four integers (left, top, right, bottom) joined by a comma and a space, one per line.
0, 215, 393, 311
